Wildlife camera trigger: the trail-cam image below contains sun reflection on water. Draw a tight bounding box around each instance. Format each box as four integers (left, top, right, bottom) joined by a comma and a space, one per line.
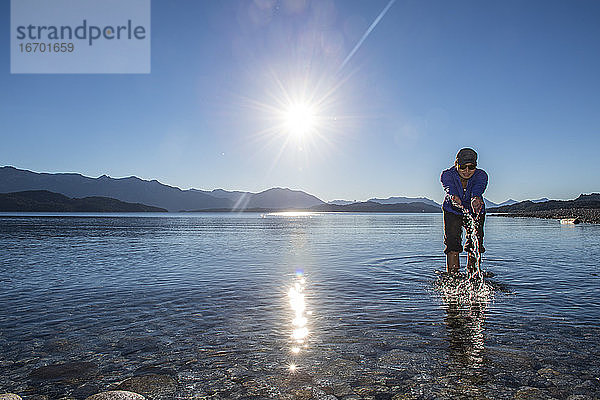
287, 269, 309, 371
266, 211, 315, 218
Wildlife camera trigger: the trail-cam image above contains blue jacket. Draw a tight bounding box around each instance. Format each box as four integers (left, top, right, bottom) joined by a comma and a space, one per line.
440, 166, 488, 216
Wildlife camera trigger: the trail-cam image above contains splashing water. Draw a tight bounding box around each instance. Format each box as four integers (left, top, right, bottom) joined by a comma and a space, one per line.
438, 208, 494, 306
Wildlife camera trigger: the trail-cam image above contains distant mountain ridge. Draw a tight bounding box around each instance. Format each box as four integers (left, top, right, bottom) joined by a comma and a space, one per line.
0, 166, 324, 212
192, 187, 323, 210
330, 197, 441, 207
368, 196, 440, 207
328, 199, 358, 206
0, 166, 225, 212
488, 194, 600, 213
489, 198, 546, 207
312, 201, 441, 213
0, 190, 166, 212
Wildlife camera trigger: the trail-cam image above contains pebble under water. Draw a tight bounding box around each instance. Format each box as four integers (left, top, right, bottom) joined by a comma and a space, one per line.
1, 213, 599, 399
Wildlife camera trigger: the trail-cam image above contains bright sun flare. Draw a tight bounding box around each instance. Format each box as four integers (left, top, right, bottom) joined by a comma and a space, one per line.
283, 103, 317, 139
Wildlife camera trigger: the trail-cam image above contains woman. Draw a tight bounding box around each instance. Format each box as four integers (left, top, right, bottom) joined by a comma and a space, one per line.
440, 148, 488, 274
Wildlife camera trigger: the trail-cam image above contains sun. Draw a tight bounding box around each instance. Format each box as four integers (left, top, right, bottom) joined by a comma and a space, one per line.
283, 102, 317, 139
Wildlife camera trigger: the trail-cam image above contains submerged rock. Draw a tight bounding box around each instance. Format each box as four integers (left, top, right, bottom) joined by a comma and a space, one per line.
537, 368, 560, 377
290, 388, 312, 400
115, 374, 176, 400
391, 394, 416, 400
514, 386, 544, 399
43, 338, 80, 354
331, 382, 355, 397
114, 337, 160, 356
29, 361, 97, 382
71, 382, 102, 399
321, 358, 361, 379
85, 391, 145, 400
311, 387, 337, 400
0, 394, 23, 400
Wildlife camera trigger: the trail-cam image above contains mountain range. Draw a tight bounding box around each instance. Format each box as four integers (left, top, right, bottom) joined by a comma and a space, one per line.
312, 201, 440, 213
483, 198, 547, 208
487, 194, 600, 213
192, 188, 324, 210
367, 196, 440, 207
0, 166, 323, 212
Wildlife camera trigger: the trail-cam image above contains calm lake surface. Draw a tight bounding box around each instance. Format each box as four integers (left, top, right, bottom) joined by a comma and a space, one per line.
1, 213, 599, 399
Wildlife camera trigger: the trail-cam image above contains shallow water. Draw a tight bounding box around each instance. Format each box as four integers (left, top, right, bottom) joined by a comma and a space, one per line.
0, 213, 599, 399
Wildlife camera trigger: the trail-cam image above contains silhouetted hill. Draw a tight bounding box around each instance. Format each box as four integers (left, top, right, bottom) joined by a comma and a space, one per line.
498, 199, 518, 206
310, 201, 441, 213
483, 198, 499, 208
0, 166, 229, 212
328, 200, 357, 206
0, 190, 167, 212
1, 166, 327, 212
246, 188, 324, 209
488, 194, 600, 213
190, 187, 325, 210
191, 188, 248, 202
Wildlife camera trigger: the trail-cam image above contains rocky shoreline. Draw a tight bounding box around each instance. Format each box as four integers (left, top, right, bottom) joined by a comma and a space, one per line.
491, 208, 600, 224
2, 355, 600, 400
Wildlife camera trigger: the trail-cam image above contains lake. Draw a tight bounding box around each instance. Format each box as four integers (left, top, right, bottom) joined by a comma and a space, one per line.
1, 213, 599, 399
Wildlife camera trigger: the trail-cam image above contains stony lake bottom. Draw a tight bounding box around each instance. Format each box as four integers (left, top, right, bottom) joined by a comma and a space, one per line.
1, 213, 599, 400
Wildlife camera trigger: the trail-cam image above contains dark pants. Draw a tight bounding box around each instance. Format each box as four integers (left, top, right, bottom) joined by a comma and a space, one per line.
443, 210, 485, 255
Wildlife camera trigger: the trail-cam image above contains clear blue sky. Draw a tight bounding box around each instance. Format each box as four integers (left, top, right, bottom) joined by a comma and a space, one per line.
2, 0, 599, 203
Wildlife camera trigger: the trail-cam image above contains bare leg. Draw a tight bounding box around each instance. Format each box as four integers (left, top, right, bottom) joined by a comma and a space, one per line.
446, 251, 460, 274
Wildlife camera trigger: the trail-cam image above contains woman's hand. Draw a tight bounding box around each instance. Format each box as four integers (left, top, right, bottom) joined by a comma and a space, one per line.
471, 196, 483, 214
451, 195, 462, 208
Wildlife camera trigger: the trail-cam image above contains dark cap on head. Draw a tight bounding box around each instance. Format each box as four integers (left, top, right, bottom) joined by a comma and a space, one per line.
456, 148, 477, 165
